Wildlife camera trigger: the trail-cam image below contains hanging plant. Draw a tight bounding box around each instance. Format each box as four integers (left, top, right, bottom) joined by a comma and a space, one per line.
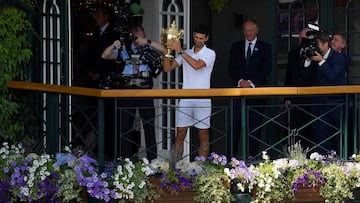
209, 0, 229, 13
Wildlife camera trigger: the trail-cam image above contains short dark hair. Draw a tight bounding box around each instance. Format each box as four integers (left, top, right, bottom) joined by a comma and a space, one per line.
317, 32, 332, 44
194, 24, 210, 37
96, 4, 114, 21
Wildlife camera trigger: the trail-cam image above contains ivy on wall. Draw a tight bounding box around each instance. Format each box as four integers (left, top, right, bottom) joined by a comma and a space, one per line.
0, 0, 34, 142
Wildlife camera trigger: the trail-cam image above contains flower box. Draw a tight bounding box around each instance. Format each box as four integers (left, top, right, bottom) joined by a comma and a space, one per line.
252, 186, 325, 203
148, 177, 197, 203
149, 190, 197, 203
285, 187, 325, 203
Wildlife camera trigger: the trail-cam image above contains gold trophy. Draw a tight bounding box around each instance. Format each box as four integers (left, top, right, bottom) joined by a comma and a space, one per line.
161, 20, 184, 59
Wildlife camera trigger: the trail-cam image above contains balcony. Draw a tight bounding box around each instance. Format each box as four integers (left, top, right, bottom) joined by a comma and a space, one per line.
7, 81, 359, 166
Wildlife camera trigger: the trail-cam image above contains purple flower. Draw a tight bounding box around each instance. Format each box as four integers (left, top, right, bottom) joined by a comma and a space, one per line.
73, 154, 111, 202
292, 167, 324, 192
159, 167, 193, 192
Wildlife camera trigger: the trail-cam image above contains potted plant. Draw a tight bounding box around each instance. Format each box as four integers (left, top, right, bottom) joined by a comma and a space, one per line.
192, 153, 233, 203
208, 0, 229, 13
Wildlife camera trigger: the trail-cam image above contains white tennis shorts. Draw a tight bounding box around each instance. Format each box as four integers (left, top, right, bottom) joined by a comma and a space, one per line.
176, 99, 212, 129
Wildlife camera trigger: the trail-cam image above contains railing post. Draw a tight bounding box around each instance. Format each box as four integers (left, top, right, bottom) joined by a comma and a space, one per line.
228, 98, 234, 157
46, 93, 59, 154
98, 98, 105, 167
355, 93, 358, 153
241, 97, 246, 160
343, 94, 349, 158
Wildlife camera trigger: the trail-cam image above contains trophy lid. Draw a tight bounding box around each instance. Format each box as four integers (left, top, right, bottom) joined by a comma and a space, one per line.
167, 20, 180, 35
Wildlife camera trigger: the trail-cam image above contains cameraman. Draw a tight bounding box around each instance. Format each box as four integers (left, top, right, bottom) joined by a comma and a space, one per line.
303, 32, 347, 154
102, 24, 164, 161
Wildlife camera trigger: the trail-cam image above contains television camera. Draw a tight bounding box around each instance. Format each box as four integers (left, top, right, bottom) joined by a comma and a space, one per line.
301, 23, 332, 58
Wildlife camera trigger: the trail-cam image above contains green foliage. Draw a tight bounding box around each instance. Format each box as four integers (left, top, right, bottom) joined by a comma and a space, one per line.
192, 158, 233, 203
193, 167, 232, 203
0, 1, 33, 141
208, 0, 229, 13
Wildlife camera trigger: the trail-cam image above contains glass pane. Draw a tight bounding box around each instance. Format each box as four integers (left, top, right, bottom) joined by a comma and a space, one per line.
348, 32, 360, 55
348, 10, 360, 32
334, 8, 347, 31
278, 0, 319, 52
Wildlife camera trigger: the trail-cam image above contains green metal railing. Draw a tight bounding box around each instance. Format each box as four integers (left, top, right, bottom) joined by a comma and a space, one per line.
7, 81, 360, 164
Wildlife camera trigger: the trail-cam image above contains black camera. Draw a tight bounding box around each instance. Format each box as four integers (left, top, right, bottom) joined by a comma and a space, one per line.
118, 32, 138, 49
300, 23, 323, 58
141, 45, 163, 77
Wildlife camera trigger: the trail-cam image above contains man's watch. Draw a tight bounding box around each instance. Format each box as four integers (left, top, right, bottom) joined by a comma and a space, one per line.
178, 50, 185, 55
147, 39, 152, 45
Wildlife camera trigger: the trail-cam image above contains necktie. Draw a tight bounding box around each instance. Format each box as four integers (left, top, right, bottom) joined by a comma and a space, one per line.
99, 28, 104, 37
133, 64, 139, 74
246, 42, 252, 65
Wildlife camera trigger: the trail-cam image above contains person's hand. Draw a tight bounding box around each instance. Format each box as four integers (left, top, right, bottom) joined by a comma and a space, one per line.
311, 51, 323, 62
113, 40, 122, 49
239, 80, 252, 88
167, 38, 182, 52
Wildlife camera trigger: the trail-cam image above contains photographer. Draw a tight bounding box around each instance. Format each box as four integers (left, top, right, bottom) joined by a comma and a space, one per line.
303, 31, 347, 154
101, 24, 164, 161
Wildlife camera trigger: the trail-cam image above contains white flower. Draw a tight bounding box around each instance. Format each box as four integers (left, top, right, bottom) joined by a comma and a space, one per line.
177, 160, 202, 175
224, 168, 230, 176
272, 158, 289, 174
310, 152, 324, 161
288, 159, 300, 169
142, 157, 149, 165
150, 158, 169, 172
64, 146, 71, 153
139, 181, 146, 188
20, 186, 29, 196
262, 151, 269, 161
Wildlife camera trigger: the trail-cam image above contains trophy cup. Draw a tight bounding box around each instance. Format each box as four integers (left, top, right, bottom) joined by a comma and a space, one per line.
161, 20, 184, 59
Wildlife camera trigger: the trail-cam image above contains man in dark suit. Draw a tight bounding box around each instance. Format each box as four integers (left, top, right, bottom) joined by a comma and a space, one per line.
285, 28, 314, 88
87, 4, 119, 160
228, 19, 271, 158
87, 4, 118, 88
303, 32, 347, 154
331, 33, 351, 82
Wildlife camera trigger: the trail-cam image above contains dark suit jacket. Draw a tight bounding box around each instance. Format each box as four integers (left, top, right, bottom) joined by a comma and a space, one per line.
285, 47, 310, 87
304, 49, 347, 103
228, 40, 271, 87
304, 49, 347, 86
90, 23, 118, 75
